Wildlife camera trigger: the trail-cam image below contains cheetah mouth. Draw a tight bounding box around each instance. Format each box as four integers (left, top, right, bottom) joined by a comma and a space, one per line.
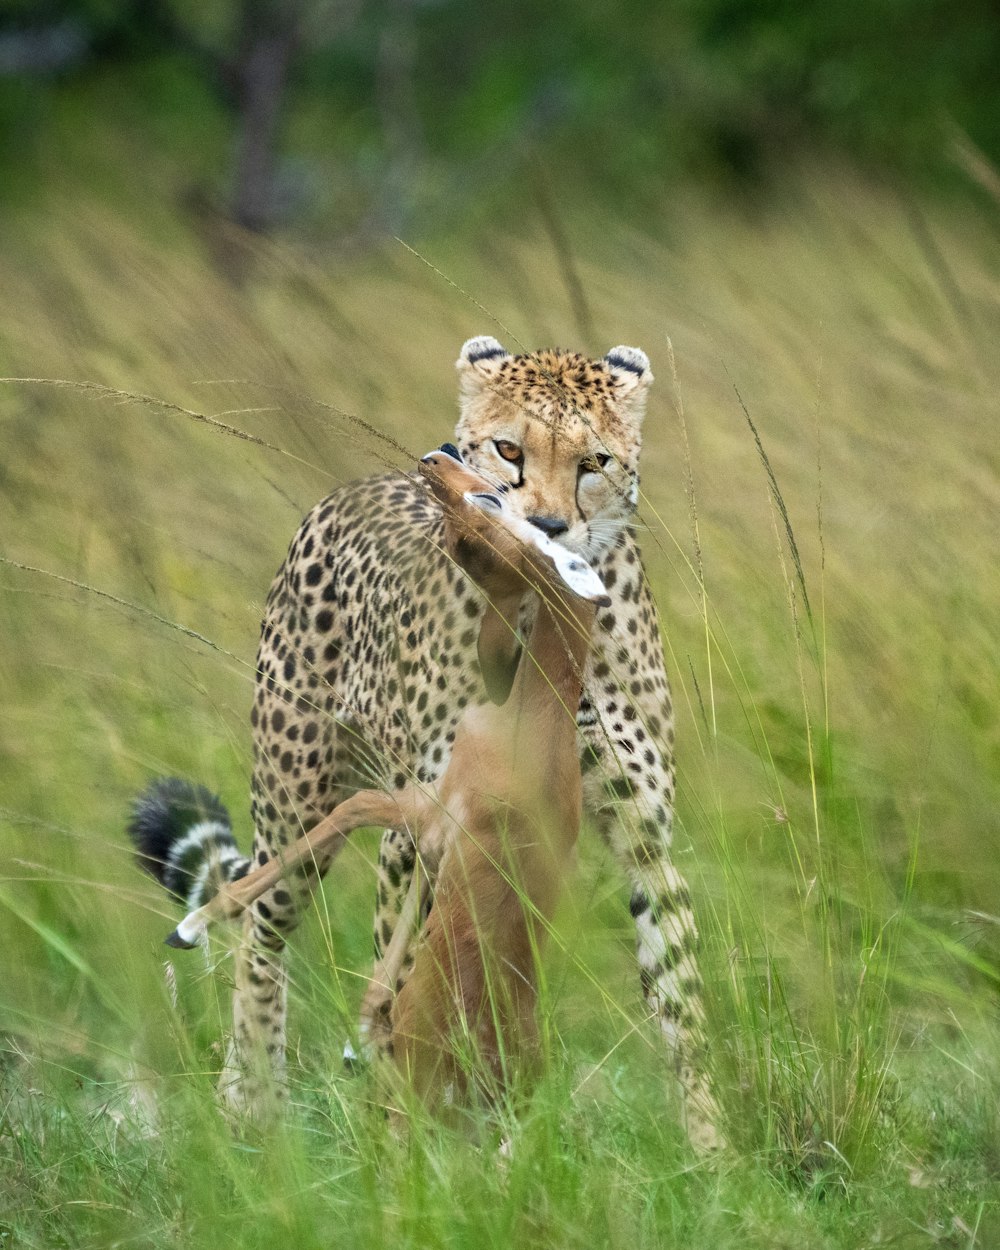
563, 518, 629, 562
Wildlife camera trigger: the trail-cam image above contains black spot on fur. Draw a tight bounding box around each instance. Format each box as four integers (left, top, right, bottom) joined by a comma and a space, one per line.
661, 942, 684, 972
581, 745, 604, 773
605, 775, 637, 800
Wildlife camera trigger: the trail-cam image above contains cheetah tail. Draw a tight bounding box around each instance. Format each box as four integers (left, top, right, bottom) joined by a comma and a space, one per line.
127, 777, 251, 914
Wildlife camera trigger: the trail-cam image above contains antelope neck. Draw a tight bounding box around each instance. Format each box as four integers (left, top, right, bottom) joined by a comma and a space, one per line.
511, 584, 596, 714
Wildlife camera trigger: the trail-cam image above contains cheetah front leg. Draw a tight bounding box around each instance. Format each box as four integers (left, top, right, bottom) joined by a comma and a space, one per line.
579, 565, 725, 1152
581, 729, 724, 1154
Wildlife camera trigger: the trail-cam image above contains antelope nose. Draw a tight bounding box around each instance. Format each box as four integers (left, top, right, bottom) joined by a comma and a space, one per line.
527, 515, 569, 538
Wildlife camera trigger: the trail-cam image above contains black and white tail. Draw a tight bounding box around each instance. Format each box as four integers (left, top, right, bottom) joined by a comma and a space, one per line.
128, 777, 251, 913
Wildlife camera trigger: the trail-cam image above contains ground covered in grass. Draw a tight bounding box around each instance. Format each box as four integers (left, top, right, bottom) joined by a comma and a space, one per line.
1, 151, 999, 1246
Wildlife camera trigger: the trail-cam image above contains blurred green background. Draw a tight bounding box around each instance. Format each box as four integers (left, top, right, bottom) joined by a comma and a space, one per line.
4, 0, 1000, 228
1, 3, 999, 1246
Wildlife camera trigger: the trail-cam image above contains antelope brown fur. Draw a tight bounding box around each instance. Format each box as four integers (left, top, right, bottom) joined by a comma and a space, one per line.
167, 447, 607, 1116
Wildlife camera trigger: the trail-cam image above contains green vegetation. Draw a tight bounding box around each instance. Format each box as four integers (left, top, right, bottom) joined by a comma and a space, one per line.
2, 102, 1000, 1249
5, 0, 1000, 236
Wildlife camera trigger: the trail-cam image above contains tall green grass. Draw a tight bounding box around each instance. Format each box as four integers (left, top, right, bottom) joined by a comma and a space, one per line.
2, 161, 999, 1246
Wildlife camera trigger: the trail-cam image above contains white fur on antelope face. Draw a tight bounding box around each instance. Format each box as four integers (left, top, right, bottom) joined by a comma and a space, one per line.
462, 489, 609, 604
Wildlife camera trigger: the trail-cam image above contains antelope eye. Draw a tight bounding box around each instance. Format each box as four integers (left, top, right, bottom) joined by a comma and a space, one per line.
494, 439, 523, 463
580, 452, 611, 474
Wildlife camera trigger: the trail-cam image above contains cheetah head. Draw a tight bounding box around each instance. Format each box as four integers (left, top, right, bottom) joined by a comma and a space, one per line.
453, 336, 652, 560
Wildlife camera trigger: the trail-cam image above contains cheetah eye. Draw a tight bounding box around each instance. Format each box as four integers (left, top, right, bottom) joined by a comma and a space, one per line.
580, 452, 611, 475
493, 439, 523, 464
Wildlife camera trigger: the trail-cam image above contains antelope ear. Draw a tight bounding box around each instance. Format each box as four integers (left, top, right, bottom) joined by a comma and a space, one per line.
477, 600, 522, 705
604, 345, 653, 420
457, 336, 511, 394
544, 542, 611, 605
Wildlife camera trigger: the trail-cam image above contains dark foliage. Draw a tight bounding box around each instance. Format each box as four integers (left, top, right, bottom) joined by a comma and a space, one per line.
2, 0, 997, 223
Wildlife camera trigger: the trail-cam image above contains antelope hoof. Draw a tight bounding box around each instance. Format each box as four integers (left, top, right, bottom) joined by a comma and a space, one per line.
164, 909, 206, 949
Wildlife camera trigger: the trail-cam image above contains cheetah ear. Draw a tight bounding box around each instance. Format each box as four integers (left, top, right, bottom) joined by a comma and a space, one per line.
457, 336, 511, 391
604, 346, 653, 421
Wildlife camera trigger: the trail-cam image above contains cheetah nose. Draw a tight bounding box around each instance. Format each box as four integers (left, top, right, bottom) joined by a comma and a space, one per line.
438, 442, 463, 463
527, 515, 569, 538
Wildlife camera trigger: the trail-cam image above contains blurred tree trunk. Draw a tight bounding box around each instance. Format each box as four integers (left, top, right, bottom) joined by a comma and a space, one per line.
230, 0, 303, 232
0, 21, 87, 74
372, 0, 424, 237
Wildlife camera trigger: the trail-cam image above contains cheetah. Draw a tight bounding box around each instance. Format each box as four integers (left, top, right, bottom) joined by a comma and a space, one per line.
130, 337, 723, 1151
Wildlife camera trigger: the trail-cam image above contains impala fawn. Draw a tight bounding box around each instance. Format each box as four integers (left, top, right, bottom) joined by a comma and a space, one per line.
167, 445, 608, 1114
